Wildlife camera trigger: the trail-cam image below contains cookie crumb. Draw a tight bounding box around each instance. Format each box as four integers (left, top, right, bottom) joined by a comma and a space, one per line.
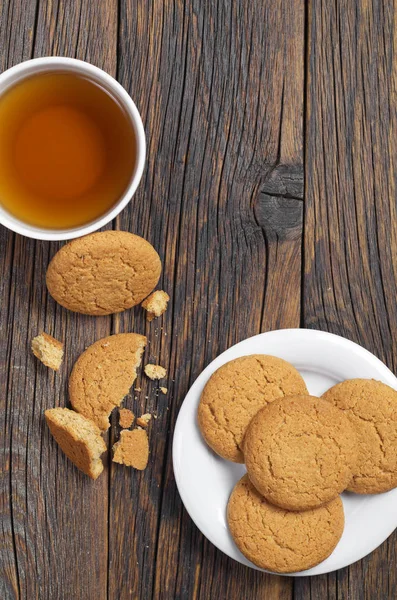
144, 364, 167, 380
135, 387, 142, 392
136, 413, 152, 428
31, 332, 64, 371
112, 429, 149, 470
160, 387, 168, 394
141, 290, 170, 321
119, 408, 134, 429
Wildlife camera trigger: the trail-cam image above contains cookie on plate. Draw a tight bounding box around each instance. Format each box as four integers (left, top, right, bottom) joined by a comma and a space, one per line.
69, 333, 146, 431
244, 395, 358, 510
197, 355, 308, 462
46, 231, 161, 315
227, 475, 344, 573
322, 379, 397, 494
45, 407, 106, 480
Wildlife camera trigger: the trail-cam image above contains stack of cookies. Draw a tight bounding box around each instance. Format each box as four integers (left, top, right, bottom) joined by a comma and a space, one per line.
197, 355, 397, 573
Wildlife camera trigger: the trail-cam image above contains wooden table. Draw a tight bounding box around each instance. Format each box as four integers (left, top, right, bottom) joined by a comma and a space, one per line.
1, 1, 396, 598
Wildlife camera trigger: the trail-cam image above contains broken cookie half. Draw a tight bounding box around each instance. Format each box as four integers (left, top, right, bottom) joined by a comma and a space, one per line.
69, 333, 147, 431
45, 408, 106, 480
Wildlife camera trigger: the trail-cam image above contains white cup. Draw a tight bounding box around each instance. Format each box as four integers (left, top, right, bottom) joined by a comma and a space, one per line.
0, 57, 146, 241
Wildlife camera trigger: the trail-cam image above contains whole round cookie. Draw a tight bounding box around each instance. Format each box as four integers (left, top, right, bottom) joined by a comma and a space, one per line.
244, 395, 358, 510
322, 379, 397, 494
197, 355, 308, 463
46, 231, 161, 315
227, 475, 344, 573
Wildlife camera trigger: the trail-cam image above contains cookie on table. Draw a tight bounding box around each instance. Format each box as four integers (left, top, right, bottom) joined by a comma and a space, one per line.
227, 475, 344, 573
244, 395, 358, 510
112, 429, 149, 470
144, 364, 167, 380
136, 413, 152, 428
141, 290, 169, 321
45, 407, 106, 480
119, 408, 135, 429
69, 333, 146, 431
322, 379, 397, 494
46, 231, 161, 315
197, 355, 308, 463
31, 332, 64, 371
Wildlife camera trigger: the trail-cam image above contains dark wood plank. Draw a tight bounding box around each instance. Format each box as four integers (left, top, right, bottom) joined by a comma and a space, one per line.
0, 1, 118, 599
108, 1, 304, 598
255, 195, 303, 331
0, 3, 39, 597
34, 0, 117, 67
301, 1, 397, 599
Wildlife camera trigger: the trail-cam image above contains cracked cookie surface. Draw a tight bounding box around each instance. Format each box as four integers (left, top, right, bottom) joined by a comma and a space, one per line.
244, 395, 358, 510
197, 355, 308, 463
227, 475, 344, 573
69, 333, 146, 431
322, 379, 397, 494
46, 231, 161, 315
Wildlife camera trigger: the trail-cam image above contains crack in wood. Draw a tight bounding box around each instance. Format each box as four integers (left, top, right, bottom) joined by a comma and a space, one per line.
255, 193, 303, 241
261, 164, 304, 200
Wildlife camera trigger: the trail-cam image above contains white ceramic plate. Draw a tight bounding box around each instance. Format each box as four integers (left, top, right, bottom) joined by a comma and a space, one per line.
173, 328, 397, 576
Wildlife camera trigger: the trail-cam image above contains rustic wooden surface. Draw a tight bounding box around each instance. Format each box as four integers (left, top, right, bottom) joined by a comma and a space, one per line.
0, 0, 395, 599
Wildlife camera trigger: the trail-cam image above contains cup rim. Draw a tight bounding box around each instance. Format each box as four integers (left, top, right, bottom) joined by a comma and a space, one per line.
0, 57, 146, 241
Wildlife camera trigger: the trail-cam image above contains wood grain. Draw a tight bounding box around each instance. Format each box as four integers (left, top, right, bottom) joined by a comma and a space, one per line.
0, 2, 117, 599
1, 0, 396, 598
108, 0, 304, 599
302, 0, 397, 599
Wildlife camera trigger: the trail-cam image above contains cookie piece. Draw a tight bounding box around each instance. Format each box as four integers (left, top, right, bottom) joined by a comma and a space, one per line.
31, 332, 64, 371
244, 395, 358, 510
136, 413, 152, 428
322, 379, 397, 494
144, 364, 167, 380
227, 475, 344, 573
45, 408, 106, 480
141, 290, 169, 321
197, 355, 308, 463
119, 408, 134, 429
46, 231, 161, 315
112, 429, 149, 469
69, 333, 146, 431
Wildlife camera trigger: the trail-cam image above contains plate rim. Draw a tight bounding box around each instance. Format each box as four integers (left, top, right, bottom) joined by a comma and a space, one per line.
172, 327, 397, 576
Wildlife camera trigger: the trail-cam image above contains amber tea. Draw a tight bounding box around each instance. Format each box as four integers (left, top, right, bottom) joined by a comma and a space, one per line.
0, 72, 136, 229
